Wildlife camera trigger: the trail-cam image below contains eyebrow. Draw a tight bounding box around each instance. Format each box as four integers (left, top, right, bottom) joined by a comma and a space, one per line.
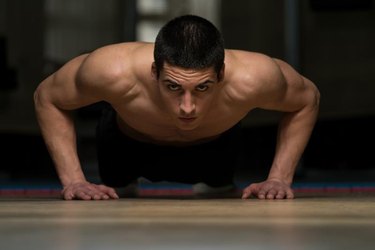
197, 80, 215, 85
163, 79, 180, 85
162, 79, 214, 86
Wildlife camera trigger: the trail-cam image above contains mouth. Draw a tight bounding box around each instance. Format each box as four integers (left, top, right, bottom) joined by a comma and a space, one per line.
178, 117, 197, 123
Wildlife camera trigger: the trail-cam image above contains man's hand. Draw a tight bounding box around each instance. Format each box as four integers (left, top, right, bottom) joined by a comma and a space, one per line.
62, 182, 119, 200
241, 179, 294, 200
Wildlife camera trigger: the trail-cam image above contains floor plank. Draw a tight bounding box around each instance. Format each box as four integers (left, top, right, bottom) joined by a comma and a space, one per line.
1, 194, 374, 250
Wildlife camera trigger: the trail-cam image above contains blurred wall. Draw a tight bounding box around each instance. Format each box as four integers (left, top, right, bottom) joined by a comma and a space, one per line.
0, 0, 44, 133
222, 0, 285, 58
0, 0, 5, 34
301, 0, 375, 120
221, 0, 375, 126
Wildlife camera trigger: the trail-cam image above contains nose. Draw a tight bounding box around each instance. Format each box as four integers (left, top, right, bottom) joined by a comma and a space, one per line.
179, 91, 196, 115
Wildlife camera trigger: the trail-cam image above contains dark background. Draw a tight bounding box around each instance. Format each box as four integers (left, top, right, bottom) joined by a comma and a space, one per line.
1, 0, 374, 187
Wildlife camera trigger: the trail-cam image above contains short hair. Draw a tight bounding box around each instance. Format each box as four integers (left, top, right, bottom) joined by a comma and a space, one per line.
154, 15, 225, 79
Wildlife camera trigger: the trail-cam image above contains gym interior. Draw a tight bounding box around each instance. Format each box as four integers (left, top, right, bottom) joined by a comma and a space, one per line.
0, 1, 374, 249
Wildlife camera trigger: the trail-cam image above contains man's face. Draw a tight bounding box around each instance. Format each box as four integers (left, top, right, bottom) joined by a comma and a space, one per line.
154, 63, 223, 131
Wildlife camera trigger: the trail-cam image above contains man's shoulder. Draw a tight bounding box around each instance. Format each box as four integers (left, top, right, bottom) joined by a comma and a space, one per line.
226, 49, 278, 72
82, 42, 152, 75
227, 49, 284, 86
79, 42, 152, 82
75, 42, 153, 99
224, 49, 286, 106
90, 41, 153, 57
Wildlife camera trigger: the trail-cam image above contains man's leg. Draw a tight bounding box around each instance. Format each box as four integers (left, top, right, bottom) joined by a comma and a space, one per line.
96, 104, 140, 193
193, 123, 243, 196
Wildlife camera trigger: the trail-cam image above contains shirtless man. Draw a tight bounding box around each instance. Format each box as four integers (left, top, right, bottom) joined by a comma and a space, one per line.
34, 15, 320, 200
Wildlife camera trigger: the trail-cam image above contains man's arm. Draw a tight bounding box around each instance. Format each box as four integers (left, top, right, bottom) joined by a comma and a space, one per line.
34, 51, 121, 200
242, 58, 320, 199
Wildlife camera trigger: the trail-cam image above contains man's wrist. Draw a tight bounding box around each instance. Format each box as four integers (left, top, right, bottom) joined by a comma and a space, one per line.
266, 175, 293, 186
61, 176, 88, 188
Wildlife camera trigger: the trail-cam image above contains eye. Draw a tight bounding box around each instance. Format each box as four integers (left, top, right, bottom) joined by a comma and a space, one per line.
195, 84, 209, 92
167, 84, 181, 91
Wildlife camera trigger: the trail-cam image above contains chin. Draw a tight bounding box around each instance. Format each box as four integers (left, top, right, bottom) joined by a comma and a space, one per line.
176, 119, 200, 131
178, 125, 198, 131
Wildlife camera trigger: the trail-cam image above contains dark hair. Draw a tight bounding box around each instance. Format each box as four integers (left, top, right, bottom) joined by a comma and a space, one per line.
154, 15, 225, 79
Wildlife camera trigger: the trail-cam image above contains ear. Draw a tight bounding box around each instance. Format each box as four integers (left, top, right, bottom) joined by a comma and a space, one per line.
218, 63, 225, 82
151, 62, 158, 80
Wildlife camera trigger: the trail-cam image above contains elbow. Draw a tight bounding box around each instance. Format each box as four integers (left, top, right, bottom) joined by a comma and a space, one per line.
305, 84, 320, 123
309, 85, 320, 111
33, 86, 39, 103
34, 73, 55, 108
312, 83, 320, 109
33, 86, 40, 107
33, 81, 51, 110
33, 85, 43, 109
303, 77, 320, 110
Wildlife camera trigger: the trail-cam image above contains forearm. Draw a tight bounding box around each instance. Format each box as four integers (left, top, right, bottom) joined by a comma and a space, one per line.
268, 104, 319, 185
34, 95, 86, 187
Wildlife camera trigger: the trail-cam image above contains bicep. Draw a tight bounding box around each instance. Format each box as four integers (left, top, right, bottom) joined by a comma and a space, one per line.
35, 54, 102, 110
259, 59, 319, 112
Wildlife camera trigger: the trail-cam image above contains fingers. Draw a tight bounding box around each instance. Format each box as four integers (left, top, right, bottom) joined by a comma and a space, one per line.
242, 182, 295, 200
76, 191, 93, 200
241, 184, 258, 199
275, 190, 286, 199
286, 188, 295, 199
266, 189, 278, 199
62, 189, 74, 200
259, 187, 293, 200
96, 184, 119, 199
62, 183, 119, 200
62, 188, 97, 200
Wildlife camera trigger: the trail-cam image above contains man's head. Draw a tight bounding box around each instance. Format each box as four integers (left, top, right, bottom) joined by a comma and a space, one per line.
152, 15, 226, 131
153, 15, 225, 79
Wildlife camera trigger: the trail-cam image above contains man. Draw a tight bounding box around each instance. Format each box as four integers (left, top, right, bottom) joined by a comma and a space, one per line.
34, 15, 320, 200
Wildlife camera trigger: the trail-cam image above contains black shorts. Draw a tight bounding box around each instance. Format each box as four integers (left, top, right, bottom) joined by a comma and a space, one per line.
96, 105, 243, 188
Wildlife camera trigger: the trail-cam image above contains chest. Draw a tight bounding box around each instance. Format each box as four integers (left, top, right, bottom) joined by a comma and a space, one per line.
112, 99, 245, 143
109, 78, 250, 142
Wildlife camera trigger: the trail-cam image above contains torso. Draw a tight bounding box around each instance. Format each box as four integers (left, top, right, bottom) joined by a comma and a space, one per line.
100, 42, 264, 146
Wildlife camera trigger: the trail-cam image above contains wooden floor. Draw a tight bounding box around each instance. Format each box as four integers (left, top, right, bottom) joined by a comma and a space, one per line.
1, 193, 375, 250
